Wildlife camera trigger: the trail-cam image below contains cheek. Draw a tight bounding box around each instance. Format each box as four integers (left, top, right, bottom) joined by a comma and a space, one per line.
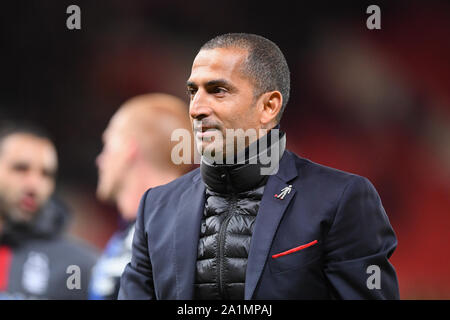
0, 178, 11, 201
102, 151, 126, 182
0, 177, 22, 206
228, 109, 259, 131
218, 105, 247, 127
0, 172, 23, 195
37, 179, 55, 202
100, 148, 119, 171
233, 97, 260, 127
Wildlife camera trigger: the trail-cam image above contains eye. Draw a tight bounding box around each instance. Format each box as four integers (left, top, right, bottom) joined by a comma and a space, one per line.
11, 163, 29, 173
186, 87, 197, 98
212, 87, 227, 96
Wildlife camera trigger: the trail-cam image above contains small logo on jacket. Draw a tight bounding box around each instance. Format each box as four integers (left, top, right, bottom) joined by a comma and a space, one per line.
22, 252, 49, 295
274, 185, 292, 200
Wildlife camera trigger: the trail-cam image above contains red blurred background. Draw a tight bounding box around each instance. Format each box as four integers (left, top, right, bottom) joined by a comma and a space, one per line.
1, 0, 449, 299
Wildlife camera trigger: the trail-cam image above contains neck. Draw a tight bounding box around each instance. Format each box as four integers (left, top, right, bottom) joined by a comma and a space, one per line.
200, 127, 286, 193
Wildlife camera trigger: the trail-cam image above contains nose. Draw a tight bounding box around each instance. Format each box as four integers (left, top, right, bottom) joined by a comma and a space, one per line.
24, 171, 45, 192
189, 89, 212, 121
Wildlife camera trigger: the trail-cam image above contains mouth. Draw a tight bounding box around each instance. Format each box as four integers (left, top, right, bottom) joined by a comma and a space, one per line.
19, 193, 38, 213
195, 126, 217, 133
195, 129, 223, 143
194, 124, 217, 132
194, 125, 221, 139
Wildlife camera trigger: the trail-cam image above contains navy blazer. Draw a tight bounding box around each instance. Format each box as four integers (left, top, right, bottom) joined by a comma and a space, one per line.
118, 150, 399, 299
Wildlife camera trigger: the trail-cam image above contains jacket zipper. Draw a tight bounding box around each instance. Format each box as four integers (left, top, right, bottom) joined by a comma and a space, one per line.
217, 193, 237, 299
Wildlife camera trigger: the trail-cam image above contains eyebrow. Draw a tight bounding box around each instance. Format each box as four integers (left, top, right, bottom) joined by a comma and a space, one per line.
186, 80, 196, 88
186, 79, 236, 91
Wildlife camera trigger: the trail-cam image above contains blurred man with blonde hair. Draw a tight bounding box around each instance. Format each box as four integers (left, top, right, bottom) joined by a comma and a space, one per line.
89, 93, 193, 299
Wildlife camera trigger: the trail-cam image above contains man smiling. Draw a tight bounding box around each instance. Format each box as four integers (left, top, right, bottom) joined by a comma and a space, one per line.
119, 33, 399, 299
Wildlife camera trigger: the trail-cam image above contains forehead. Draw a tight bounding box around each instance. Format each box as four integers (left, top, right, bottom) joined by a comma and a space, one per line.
103, 110, 130, 141
189, 47, 249, 84
0, 133, 57, 168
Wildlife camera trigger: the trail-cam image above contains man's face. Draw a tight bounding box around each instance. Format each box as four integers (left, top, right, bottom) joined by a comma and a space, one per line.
187, 47, 264, 159
96, 116, 129, 202
0, 134, 57, 223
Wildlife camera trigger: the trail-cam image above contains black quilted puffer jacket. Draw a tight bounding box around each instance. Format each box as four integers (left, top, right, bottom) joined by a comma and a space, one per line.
194, 128, 286, 299
194, 185, 265, 299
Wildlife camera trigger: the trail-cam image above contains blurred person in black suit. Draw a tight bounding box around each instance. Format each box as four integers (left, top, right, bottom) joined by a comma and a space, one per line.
89, 93, 193, 299
0, 123, 98, 299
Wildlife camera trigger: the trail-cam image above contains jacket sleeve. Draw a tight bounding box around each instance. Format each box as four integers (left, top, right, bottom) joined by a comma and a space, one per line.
118, 189, 156, 299
323, 176, 400, 299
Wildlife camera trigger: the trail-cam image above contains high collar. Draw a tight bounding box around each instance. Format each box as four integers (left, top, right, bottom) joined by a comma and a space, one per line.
200, 127, 286, 194
0, 197, 69, 247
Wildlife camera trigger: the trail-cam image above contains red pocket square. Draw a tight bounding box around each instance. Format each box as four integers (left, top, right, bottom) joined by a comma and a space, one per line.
271, 240, 318, 259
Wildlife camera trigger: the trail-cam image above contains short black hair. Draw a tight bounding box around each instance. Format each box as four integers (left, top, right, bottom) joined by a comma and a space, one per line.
0, 121, 54, 154
200, 33, 290, 122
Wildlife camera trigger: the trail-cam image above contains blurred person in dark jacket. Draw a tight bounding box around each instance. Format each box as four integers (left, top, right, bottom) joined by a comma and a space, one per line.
89, 93, 193, 299
0, 123, 98, 299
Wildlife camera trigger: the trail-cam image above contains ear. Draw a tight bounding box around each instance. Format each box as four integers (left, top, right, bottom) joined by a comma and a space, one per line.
259, 91, 283, 127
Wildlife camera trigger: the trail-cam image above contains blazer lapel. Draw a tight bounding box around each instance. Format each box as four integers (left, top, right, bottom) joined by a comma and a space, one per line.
174, 172, 205, 299
245, 151, 298, 299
